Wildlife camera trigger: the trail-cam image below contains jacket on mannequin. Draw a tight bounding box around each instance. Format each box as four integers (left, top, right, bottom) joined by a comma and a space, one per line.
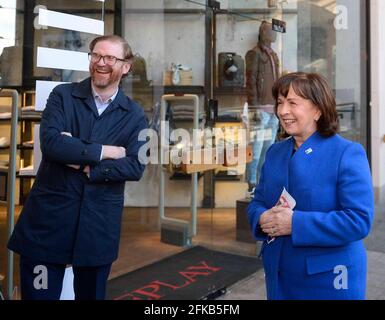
245, 21, 280, 107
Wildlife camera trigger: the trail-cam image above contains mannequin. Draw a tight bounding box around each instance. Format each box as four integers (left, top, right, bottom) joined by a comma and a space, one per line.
245, 21, 280, 195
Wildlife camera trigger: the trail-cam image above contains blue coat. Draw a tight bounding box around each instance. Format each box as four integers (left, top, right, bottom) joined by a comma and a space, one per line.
247, 131, 374, 299
8, 78, 148, 266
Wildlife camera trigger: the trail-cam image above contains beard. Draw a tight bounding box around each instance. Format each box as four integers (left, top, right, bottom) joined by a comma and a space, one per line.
90, 65, 121, 89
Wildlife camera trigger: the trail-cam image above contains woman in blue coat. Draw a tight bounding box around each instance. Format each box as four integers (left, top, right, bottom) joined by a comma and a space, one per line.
247, 72, 374, 299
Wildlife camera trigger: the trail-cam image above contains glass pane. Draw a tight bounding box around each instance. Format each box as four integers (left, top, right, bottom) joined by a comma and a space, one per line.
0, 0, 368, 300
0, 0, 24, 299
214, 0, 368, 278
120, 0, 208, 280
118, 0, 368, 299
1, 0, 110, 299
0, 0, 24, 87
31, 0, 113, 83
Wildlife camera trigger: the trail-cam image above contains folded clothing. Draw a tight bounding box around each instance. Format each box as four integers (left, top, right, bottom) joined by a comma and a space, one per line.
0, 136, 10, 147
0, 112, 12, 119
22, 140, 34, 147
21, 106, 36, 112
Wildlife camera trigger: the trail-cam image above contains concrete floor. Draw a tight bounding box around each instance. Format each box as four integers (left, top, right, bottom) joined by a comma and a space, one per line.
217, 250, 385, 300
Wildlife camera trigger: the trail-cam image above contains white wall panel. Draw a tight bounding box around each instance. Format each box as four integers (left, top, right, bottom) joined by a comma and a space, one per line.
35, 80, 67, 111
38, 8, 104, 35
37, 47, 89, 71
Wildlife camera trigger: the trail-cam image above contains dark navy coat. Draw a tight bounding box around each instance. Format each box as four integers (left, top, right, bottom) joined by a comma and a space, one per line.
248, 132, 374, 299
8, 78, 147, 266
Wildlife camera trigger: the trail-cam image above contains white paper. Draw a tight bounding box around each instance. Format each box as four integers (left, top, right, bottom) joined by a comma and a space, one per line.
276, 187, 296, 210
267, 188, 296, 244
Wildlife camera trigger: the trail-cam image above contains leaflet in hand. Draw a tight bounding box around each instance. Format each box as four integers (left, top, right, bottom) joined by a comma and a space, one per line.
267, 188, 296, 244
276, 187, 296, 210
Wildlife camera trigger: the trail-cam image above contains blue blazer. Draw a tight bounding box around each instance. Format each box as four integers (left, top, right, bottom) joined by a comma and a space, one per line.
8, 78, 148, 266
247, 132, 374, 299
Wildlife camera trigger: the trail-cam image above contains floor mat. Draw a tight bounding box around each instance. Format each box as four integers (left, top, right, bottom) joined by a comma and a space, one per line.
106, 245, 262, 300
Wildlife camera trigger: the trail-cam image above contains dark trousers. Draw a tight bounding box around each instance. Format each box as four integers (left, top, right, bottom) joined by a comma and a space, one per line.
19, 255, 111, 300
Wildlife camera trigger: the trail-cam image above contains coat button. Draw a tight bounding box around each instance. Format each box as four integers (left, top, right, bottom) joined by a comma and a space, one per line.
81, 149, 88, 155
105, 178, 109, 182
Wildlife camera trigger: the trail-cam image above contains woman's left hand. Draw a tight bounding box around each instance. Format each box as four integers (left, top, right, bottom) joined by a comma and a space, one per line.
260, 206, 293, 237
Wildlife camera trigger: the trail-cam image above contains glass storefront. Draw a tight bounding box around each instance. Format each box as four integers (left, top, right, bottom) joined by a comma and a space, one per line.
120, 0, 369, 268
0, 0, 369, 299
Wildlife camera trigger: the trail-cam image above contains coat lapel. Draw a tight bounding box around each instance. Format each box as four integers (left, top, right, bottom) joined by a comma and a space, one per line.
288, 131, 324, 208
98, 89, 129, 119
71, 78, 99, 118
262, 138, 293, 208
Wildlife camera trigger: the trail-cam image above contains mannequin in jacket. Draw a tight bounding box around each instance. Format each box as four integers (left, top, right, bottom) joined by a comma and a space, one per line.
245, 21, 280, 194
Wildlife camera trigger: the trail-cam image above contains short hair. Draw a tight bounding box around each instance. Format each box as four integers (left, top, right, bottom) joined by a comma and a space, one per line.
89, 35, 133, 63
272, 72, 339, 138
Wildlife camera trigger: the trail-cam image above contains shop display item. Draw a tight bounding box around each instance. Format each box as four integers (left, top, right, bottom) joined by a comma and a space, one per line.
218, 52, 245, 87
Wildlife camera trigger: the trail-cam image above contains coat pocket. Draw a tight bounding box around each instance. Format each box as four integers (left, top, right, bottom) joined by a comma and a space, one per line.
306, 250, 352, 275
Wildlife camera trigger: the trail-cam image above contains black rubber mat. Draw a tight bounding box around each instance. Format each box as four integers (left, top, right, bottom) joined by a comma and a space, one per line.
106, 246, 262, 300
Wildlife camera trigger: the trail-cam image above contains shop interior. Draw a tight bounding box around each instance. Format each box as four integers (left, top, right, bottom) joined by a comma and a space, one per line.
0, 0, 368, 299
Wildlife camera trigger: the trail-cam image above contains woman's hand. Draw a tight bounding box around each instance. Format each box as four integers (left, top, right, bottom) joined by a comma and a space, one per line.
260, 206, 293, 237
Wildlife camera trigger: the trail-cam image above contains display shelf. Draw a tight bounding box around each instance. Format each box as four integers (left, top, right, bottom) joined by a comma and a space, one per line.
0, 115, 41, 122
128, 85, 205, 95
124, 8, 206, 14
216, 8, 298, 15
215, 173, 241, 181
169, 172, 204, 180
214, 87, 247, 96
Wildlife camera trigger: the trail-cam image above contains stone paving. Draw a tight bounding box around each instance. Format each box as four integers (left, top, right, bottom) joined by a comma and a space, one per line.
218, 250, 385, 300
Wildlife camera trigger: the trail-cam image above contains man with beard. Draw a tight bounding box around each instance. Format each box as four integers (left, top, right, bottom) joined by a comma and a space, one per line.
8, 35, 148, 300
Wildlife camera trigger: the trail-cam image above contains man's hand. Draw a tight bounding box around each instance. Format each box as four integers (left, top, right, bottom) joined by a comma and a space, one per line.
66, 164, 80, 170
83, 165, 90, 178
102, 145, 126, 160
260, 206, 293, 237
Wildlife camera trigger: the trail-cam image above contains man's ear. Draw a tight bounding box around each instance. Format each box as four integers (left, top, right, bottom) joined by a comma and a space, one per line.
123, 63, 131, 75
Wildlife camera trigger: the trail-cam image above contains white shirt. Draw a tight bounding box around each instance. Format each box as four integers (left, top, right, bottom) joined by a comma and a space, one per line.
91, 85, 119, 116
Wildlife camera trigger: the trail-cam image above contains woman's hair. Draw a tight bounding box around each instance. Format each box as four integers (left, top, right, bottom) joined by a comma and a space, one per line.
89, 35, 133, 63
272, 72, 339, 138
